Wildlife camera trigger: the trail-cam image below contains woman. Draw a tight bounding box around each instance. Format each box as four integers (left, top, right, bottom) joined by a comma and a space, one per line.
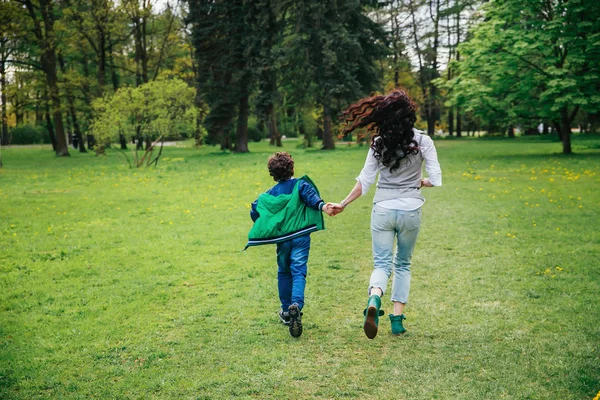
333, 89, 442, 339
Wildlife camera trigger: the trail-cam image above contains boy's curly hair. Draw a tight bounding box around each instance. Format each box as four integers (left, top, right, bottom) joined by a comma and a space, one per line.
268, 152, 294, 181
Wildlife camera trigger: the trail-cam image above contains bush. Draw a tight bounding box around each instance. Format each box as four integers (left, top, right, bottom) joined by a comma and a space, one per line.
10, 125, 50, 145
248, 116, 264, 142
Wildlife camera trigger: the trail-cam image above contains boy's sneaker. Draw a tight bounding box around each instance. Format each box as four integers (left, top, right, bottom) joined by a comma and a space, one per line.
288, 303, 303, 338
278, 309, 291, 325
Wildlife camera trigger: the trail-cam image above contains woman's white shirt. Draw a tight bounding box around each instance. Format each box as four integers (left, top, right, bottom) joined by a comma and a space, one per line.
356, 130, 442, 211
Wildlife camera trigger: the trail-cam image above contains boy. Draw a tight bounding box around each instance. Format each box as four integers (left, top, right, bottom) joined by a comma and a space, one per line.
247, 152, 333, 338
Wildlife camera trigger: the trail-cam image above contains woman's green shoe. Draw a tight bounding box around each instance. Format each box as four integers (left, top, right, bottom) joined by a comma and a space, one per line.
389, 314, 406, 335
363, 295, 384, 339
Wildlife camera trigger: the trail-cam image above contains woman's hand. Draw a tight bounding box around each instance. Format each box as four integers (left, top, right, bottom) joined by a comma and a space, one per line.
324, 203, 345, 216
420, 178, 434, 188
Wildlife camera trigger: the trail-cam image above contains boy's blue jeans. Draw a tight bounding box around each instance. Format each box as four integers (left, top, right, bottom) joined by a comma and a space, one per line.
276, 235, 310, 311
369, 204, 422, 304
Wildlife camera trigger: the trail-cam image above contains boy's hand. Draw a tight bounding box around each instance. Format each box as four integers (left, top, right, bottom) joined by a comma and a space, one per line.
324, 202, 345, 216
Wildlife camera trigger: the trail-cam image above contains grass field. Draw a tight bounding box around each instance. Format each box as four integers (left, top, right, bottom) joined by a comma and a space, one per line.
1, 135, 599, 399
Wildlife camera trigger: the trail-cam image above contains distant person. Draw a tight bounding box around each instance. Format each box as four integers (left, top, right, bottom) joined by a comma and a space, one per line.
330, 89, 442, 339
247, 152, 335, 338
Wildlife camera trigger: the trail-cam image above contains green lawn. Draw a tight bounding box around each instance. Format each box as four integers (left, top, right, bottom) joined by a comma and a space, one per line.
1, 136, 599, 399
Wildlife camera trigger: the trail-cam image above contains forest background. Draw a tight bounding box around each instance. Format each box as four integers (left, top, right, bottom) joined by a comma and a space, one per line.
1, 0, 600, 162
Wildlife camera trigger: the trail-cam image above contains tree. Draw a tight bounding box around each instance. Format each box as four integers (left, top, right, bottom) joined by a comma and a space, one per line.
447, 0, 600, 153
0, 3, 21, 146
251, 0, 283, 147
14, 0, 70, 156
89, 78, 198, 166
285, 0, 388, 150
61, 0, 125, 98
187, 0, 238, 150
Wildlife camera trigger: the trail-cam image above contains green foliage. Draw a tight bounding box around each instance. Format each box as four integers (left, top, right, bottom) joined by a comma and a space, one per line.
444, 0, 600, 151
9, 124, 49, 145
187, 0, 244, 148
247, 116, 264, 142
1, 137, 599, 398
282, 0, 388, 112
89, 79, 199, 153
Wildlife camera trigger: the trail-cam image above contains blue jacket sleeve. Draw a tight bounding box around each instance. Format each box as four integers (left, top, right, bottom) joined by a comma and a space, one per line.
250, 199, 259, 222
298, 180, 324, 211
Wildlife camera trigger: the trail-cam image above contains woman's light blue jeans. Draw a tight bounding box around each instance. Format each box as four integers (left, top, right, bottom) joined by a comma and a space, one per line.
369, 204, 422, 304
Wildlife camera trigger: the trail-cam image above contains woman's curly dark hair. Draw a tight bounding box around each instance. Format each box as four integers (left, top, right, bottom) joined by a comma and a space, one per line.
268, 152, 294, 181
340, 89, 419, 172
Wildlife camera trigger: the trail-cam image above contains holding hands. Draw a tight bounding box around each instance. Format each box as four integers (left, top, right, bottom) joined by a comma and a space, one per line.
323, 202, 346, 217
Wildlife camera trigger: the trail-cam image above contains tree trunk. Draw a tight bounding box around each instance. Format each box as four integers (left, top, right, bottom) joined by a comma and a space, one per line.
35, 91, 43, 126
46, 71, 69, 156
141, 15, 148, 84
321, 103, 335, 150
508, 125, 515, 138
133, 11, 149, 86
448, 107, 454, 136
119, 134, 128, 150
58, 52, 86, 153
0, 60, 8, 146
39, 0, 69, 156
235, 93, 249, 153
220, 126, 231, 151
267, 103, 281, 147
299, 112, 312, 148
427, 104, 436, 136
194, 89, 203, 147
560, 107, 572, 154
97, 31, 106, 97
391, 1, 400, 88
66, 114, 73, 145
45, 105, 57, 151
456, 106, 462, 137
72, 110, 85, 152
131, 4, 149, 87
427, 0, 441, 137
108, 35, 119, 92
136, 126, 143, 150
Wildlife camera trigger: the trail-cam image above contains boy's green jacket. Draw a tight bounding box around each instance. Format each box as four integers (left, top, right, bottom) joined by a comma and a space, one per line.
245, 176, 324, 249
